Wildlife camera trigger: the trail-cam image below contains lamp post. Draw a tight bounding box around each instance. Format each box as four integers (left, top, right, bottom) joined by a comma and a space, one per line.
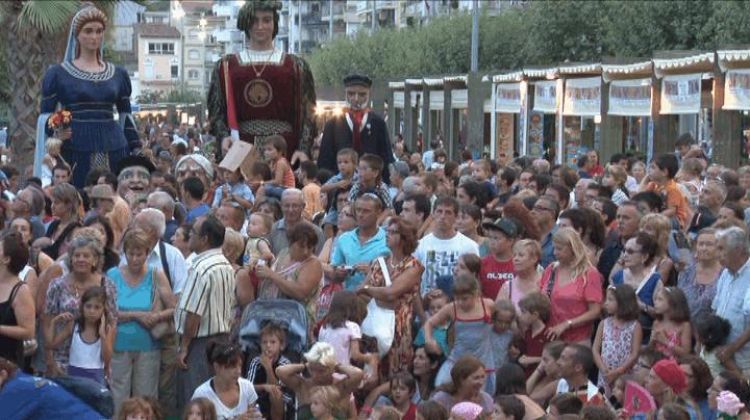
198, 15, 207, 99
172, 2, 186, 92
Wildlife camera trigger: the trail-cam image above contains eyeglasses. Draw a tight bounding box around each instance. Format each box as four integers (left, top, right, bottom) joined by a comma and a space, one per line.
533, 204, 554, 213
386, 228, 400, 235
623, 247, 641, 255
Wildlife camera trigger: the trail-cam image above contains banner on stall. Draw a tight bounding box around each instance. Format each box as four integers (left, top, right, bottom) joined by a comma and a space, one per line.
533, 81, 557, 113
563, 77, 601, 116
496, 113, 515, 158
496, 83, 522, 113
527, 111, 544, 158
724, 69, 750, 110
609, 79, 652, 116
660, 74, 701, 114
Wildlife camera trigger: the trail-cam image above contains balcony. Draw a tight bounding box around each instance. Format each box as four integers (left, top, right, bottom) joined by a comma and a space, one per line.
321, 1, 347, 21
355, 0, 399, 14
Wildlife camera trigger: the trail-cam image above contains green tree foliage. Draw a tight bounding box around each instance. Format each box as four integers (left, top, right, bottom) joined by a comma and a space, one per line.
309, 0, 750, 87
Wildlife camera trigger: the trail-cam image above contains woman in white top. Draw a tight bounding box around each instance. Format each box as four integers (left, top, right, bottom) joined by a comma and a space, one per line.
191, 341, 261, 419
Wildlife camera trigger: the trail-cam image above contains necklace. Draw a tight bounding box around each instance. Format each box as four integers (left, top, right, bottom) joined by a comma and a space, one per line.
71, 279, 88, 298
249, 48, 277, 78
389, 255, 408, 269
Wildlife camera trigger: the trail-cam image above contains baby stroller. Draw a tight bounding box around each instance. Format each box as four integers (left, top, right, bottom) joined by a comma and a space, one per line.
238, 298, 309, 364
238, 299, 308, 420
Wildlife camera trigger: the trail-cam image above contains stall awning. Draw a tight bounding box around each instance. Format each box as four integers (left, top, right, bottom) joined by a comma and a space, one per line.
452, 89, 468, 109
388, 81, 405, 89
495, 82, 521, 113
608, 78, 652, 116
394, 91, 404, 108
563, 77, 601, 117
533, 80, 558, 114
660, 73, 701, 114
724, 69, 750, 110
429, 91, 444, 110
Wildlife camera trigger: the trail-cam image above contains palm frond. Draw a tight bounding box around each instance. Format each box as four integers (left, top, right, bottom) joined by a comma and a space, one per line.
18, 0, 83, 35
16, 0, 142, 35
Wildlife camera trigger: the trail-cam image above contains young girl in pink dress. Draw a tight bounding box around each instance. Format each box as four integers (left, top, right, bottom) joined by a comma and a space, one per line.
593, 284, 642, 397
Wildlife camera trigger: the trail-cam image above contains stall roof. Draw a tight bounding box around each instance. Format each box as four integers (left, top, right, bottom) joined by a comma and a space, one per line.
652, 51, 715, 77
443, 74, 468, 83
424, 78, 444, 87
489, 70, 525, 83
523, 67, 559, 80
558, 62, 602, 75
718, 48, 750, 71
601, 60, 653, 82
388, 81, 405, 89
405, 78, 424, 86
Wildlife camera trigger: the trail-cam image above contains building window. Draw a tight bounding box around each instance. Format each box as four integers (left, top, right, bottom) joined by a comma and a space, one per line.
144, 58, 154, 79
188, 49, 200, 60
171, 64, 179, 79
188, 69, 200, 80
148, 42, 174, 55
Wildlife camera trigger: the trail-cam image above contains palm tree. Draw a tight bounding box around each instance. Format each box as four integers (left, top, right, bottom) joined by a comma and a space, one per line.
0, 1, 122, 176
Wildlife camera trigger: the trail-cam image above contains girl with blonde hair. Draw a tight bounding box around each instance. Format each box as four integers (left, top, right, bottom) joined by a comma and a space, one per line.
277, 342, 363, 420
639, 213, 675, 285
496, 239, 542, 309
539, 227, 604, 344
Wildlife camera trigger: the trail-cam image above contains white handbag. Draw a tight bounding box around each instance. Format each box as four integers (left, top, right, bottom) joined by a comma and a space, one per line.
361, 257, 396, 357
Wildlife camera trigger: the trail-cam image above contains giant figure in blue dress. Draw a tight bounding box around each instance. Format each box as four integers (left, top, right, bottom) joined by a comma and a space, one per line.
34, 5, 140, 188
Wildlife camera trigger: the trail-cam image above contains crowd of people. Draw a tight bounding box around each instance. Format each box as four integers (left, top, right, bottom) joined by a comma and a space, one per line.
4, 2, 750, 420
2, 116, 750, 420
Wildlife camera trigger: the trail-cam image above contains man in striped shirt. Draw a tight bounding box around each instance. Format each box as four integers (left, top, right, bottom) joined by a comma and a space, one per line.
174, 214, 236, 411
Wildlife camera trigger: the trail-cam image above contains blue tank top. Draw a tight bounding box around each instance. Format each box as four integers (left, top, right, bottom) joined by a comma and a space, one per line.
108, 267, 159, 352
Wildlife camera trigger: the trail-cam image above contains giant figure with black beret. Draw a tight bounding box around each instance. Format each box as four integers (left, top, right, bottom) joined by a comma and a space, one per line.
318, 74, 395, 182
207, 0, 316, 161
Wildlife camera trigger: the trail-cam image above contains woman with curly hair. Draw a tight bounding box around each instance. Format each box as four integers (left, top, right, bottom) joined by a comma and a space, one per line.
358, 216, 424, 376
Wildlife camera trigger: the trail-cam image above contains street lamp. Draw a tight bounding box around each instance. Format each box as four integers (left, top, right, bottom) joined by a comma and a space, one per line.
198, 15, 208, 98
172, 2, 186, 92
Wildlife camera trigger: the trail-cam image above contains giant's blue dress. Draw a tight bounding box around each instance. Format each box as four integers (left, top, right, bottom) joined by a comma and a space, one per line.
39, 61, 139, 187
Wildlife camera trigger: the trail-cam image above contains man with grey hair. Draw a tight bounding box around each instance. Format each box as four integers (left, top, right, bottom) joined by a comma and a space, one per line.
269, 188, 325, 254
11, 185, 46, 239
713, 227, 750, 376
532, 158, 550, 175
573, 178, 595, 208
147, 191, 178, 244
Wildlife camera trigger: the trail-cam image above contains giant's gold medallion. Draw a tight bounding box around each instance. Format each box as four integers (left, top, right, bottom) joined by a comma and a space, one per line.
244, 79, 273, 107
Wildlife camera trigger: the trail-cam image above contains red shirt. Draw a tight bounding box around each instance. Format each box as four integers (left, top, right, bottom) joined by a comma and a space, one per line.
539, 265, 603, 342
480, 255, 515, 300
523, 327, 550, 377
403, 403, 418, 420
